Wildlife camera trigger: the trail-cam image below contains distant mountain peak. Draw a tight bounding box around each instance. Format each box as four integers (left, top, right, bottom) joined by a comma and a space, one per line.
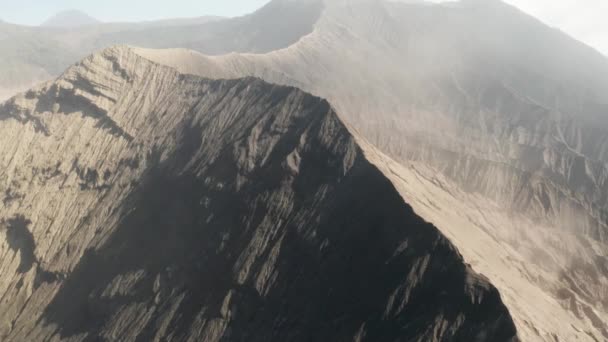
460, 0, 503, 6
41, 10, 100, 28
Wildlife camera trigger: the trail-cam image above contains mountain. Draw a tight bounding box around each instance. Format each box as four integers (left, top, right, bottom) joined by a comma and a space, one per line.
0, 0, 321, 102
0, 46, 516, 341
41, 10, 100, 28
91, 0, 323, 54
126, 0, 608, 340
1, 0, 608, 340
0, 21, 76, 102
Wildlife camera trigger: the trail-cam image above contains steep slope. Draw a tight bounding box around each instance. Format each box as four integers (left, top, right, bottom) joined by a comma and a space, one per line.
137, 1, 608, 233
129, 0, 608, 340
0, 46, 517, 341
0, 22, 74, 102
0, 0, 322, 102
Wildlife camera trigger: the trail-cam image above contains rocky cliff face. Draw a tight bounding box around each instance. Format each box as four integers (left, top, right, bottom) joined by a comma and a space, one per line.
0, 46, 517, 341
130, 0, 608, 340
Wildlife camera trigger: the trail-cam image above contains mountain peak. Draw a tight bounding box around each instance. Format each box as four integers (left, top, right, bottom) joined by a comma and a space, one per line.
0, 43, 518, 341
41, 10, 100, 28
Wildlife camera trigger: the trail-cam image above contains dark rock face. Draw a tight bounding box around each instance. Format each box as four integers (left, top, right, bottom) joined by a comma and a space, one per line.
42, 122, 515, 341
0, 47, 517, 341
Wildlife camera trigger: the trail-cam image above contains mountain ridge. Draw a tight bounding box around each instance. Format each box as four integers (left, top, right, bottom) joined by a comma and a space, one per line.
0, 45, 518, 341
125, 0, 608, 339
0, 0, 607, 340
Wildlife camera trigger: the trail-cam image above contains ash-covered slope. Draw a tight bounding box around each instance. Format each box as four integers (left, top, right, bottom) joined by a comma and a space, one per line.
131, 0, 608, 340
0, 46, 517, 341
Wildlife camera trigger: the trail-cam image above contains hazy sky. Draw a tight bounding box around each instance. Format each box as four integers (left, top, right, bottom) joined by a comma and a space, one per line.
0, 0, 606, 55
0, 0, 269, 24
433, 0, 608, 55
502, 0, 608, 55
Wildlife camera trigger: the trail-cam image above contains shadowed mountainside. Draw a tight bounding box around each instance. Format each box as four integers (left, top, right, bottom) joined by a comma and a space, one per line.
2, 0, 608, 339
128, 0, 608, 340
0, 46, 517, 341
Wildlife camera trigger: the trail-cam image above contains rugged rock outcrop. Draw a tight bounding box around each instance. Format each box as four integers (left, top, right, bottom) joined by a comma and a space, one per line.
0, 46, 517, 341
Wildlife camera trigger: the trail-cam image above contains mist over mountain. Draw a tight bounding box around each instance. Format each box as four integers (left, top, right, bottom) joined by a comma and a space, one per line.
0, 0, 607, 341
0, 0, 321, 101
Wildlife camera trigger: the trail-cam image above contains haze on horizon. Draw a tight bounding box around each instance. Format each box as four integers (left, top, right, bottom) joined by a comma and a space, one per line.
0, 0, 269, 24
431, 0, 608, 56
1, 0, 607, 56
